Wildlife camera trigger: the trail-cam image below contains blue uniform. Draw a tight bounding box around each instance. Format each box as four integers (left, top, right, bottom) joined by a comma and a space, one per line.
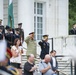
39, 40, 50, 59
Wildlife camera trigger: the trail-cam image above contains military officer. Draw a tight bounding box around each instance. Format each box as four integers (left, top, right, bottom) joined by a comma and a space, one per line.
25, 32, 37, 57
38, 35, 50, 59
18, 23, 24, 43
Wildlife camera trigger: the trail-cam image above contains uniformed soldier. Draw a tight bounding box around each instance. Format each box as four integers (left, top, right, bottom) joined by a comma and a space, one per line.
0, 19, 5, 35
38, 35, 50, 59
0, 28, 3, 40
5, 27, 15, 49
25, 32, 37, 57
18, 23, 24, 43
14, 28, 20, 39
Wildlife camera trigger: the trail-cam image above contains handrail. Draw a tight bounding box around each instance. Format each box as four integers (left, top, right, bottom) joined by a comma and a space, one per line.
22, 53, 72, 75
48, 35, 76, 39
58, 70, 68, 75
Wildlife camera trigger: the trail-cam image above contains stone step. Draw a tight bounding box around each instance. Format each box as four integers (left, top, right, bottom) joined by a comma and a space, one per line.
21, 55, 74, 75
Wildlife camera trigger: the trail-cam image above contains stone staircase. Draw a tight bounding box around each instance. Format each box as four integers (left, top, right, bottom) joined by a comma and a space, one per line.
57, 58, 74, 75
21, 54, 74, 75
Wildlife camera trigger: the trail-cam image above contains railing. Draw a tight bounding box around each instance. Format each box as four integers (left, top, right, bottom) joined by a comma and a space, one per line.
56, 55, 74, 75
22, 35, 76, 75
21, 54, 74, 75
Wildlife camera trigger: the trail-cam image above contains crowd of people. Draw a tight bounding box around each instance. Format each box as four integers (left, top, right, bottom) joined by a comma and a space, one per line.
0, 18, 59, 75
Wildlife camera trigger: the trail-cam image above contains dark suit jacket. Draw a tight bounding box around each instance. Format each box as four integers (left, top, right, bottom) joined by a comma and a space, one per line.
50, 57, 58, 71
69, 28, 76, 35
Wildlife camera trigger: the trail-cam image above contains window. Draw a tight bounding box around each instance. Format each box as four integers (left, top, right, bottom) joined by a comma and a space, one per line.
34, 2, 44, 40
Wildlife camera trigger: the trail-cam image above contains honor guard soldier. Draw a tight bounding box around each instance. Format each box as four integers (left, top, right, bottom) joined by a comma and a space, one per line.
0, 19, 5, 35
18, 23, 24, 43
38, 35, 50, 59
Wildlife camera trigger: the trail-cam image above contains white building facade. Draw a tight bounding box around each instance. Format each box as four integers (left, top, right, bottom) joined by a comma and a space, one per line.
0, 0, 69, 55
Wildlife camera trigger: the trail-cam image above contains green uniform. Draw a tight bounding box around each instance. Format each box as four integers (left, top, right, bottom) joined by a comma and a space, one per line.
25, 36, 37, 57
17, 28, 24, 43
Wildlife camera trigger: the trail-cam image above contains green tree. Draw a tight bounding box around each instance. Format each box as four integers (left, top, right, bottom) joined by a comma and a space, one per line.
69, 0, 76, 30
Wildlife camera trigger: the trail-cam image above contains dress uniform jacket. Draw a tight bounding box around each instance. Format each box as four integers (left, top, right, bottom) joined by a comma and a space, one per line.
5, 33, 15, 49
25, 36, 37, 57
14, 34, 20, 40
39, 40, 50, 59
18, 28, 24, 43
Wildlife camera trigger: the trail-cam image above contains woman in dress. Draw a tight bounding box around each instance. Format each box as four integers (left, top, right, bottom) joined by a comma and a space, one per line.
10, 38, 23, 75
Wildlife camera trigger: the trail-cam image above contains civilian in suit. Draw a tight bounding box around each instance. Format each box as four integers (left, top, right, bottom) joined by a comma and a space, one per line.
50, 50, 58, 75
69, 24, 76, 35
38, 35, 50, 59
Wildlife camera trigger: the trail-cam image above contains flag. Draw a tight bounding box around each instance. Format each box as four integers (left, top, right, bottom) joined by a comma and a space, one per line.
8, 0, 14, 28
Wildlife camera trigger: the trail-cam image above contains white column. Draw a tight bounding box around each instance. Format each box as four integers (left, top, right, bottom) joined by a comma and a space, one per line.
18, 0, 34, 38
58, 0, 69, 36
0, 0, 3, 24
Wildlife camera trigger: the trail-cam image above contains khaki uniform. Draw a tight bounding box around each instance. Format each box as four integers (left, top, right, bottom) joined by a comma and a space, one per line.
25, 36, 37, 57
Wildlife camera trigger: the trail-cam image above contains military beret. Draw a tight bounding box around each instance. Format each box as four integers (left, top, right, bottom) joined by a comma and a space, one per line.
43, 35, 48, 37
6, 48, 12, 59
18, 23, 22, 25
29, 32, 35, 35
